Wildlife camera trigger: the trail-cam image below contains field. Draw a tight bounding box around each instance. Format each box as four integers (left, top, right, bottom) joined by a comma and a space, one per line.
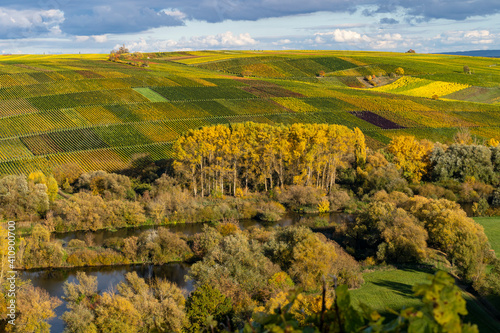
474, 217, 500, 257
350, 268, 500, 333
0, 50, 499, 174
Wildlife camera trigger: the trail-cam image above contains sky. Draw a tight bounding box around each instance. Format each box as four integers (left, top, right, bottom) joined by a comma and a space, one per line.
0, 0, 498, 54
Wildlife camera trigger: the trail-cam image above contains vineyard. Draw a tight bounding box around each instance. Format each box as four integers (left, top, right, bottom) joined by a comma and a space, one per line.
0, 50, 499, 175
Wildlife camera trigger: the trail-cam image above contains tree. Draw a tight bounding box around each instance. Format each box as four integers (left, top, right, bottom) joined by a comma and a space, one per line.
388, 135, 434, 183
6, 283, 62, 333
117, 272, 187, 332
185, 284, 233, 332
405, 197, 491, 282
430, 144, 497, 184
21, 224, 64, 269
348, 201, 428, 263
94, 293, 142, 333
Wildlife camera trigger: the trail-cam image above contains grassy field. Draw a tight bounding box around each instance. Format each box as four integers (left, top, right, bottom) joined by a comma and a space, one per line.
350, 267, 500, 333
0, 51, 499, 175
474, 217, 500, 258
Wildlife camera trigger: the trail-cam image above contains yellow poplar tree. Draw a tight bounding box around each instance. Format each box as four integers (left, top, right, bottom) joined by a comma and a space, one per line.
388, 136, 434, 183
28, 171, 58, 202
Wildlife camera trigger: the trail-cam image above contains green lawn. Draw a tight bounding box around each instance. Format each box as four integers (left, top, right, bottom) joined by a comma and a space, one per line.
350, 268, 500, 333
474, 216, 500, 258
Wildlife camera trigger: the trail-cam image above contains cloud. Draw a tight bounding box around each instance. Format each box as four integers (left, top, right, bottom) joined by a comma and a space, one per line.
380, 18, 399, 24
0, 1, 498, 37
272, 39, 292, 45
437, 30, 496, 45
315, 29, 371, 43
123, 31, 257, 52
311, 29, 408, 50
0, 8, 64, 38
92, 35, 108, 43
61, 5, 185, 35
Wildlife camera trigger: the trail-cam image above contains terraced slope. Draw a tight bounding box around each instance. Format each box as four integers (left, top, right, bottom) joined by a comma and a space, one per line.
0, 51, 499, 175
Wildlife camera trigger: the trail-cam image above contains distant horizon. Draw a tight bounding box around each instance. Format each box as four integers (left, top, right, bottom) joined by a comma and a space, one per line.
0, 1, 498, 55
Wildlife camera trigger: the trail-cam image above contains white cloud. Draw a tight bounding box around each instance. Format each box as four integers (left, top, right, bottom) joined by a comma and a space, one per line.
0, 8, 64, 38
437, 30, 497, 46
464, 30, 490, 38
124, 31, 257, 52
162, 9, 187, 20
75, 36, 90, 42
315, 29, 371, 43
92, 35, 108, 43
272, 39, 292, 45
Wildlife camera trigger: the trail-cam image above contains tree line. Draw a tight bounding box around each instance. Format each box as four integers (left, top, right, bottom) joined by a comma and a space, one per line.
173, 123, 366, 196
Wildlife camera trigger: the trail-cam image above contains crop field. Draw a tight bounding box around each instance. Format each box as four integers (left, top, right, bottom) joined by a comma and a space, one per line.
0, 51, 498, 175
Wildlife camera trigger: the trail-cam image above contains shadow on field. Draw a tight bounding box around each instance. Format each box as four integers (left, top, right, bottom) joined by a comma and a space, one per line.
371, 280, 417, 299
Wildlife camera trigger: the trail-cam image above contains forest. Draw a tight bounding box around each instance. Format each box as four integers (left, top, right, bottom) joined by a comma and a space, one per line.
1, 122, 500, 332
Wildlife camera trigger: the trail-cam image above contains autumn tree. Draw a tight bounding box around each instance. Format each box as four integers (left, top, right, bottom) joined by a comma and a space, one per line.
185, 284, 233, 332
173, 122, 357, 196
430, 144, 497, 184
405, 197, 491, 282
348, 201, 428, 263
21, 224, 64, 269
5, 283, 62, 333
117, 272, 187, 332
388, 135, 434, 183
28, 171, 58, 202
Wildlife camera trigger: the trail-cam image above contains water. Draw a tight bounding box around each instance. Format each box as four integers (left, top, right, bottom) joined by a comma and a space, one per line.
26, 212, 353, 332
21, 263, 192, 333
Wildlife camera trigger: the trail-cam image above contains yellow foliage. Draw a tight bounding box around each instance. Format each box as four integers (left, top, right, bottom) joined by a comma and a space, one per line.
318, 199, 330, 213
487, 138, 499, 147
28, 171, 46, 184
388, 136, 434, 183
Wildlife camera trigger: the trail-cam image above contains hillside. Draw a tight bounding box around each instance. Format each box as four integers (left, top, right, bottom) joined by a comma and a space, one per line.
0, 50, 499, 175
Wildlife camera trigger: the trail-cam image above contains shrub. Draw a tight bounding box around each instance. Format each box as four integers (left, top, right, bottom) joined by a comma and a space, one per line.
256, 201, 286, 222
67, 239, 87, 248
277, 185, 325, 210
185, 284, 233, 333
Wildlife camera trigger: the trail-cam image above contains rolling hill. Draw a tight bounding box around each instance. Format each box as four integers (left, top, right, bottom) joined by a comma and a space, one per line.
0, 50, 499, 175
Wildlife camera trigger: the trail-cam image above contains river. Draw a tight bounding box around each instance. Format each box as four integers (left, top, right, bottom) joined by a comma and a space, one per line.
22, 212, 354, 332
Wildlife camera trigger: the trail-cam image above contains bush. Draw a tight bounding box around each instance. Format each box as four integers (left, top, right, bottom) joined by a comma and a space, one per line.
277, 185, 325, 210
185, 284, 233, 333
348, 201, 428, 263
67, 239, 87, 248
256, 201, 286, 222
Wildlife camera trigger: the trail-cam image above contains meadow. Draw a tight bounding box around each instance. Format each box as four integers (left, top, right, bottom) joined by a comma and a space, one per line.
350, 268, 500, 333
475, 216, 500, 257
0, 50, 499, 174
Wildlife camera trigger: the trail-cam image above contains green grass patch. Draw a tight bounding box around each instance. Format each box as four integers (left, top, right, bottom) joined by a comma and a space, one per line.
133, 87, 170, 102
351, 268, 500, 333
474, 216, 500, 257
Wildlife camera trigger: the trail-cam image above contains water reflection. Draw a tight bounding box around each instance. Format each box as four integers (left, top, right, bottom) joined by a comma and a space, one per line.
21, 263, 192, 333
28, 212, 354, 332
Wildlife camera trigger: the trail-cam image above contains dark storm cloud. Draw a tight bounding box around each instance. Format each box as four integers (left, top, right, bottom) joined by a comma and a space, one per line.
0, 0, 498, 36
